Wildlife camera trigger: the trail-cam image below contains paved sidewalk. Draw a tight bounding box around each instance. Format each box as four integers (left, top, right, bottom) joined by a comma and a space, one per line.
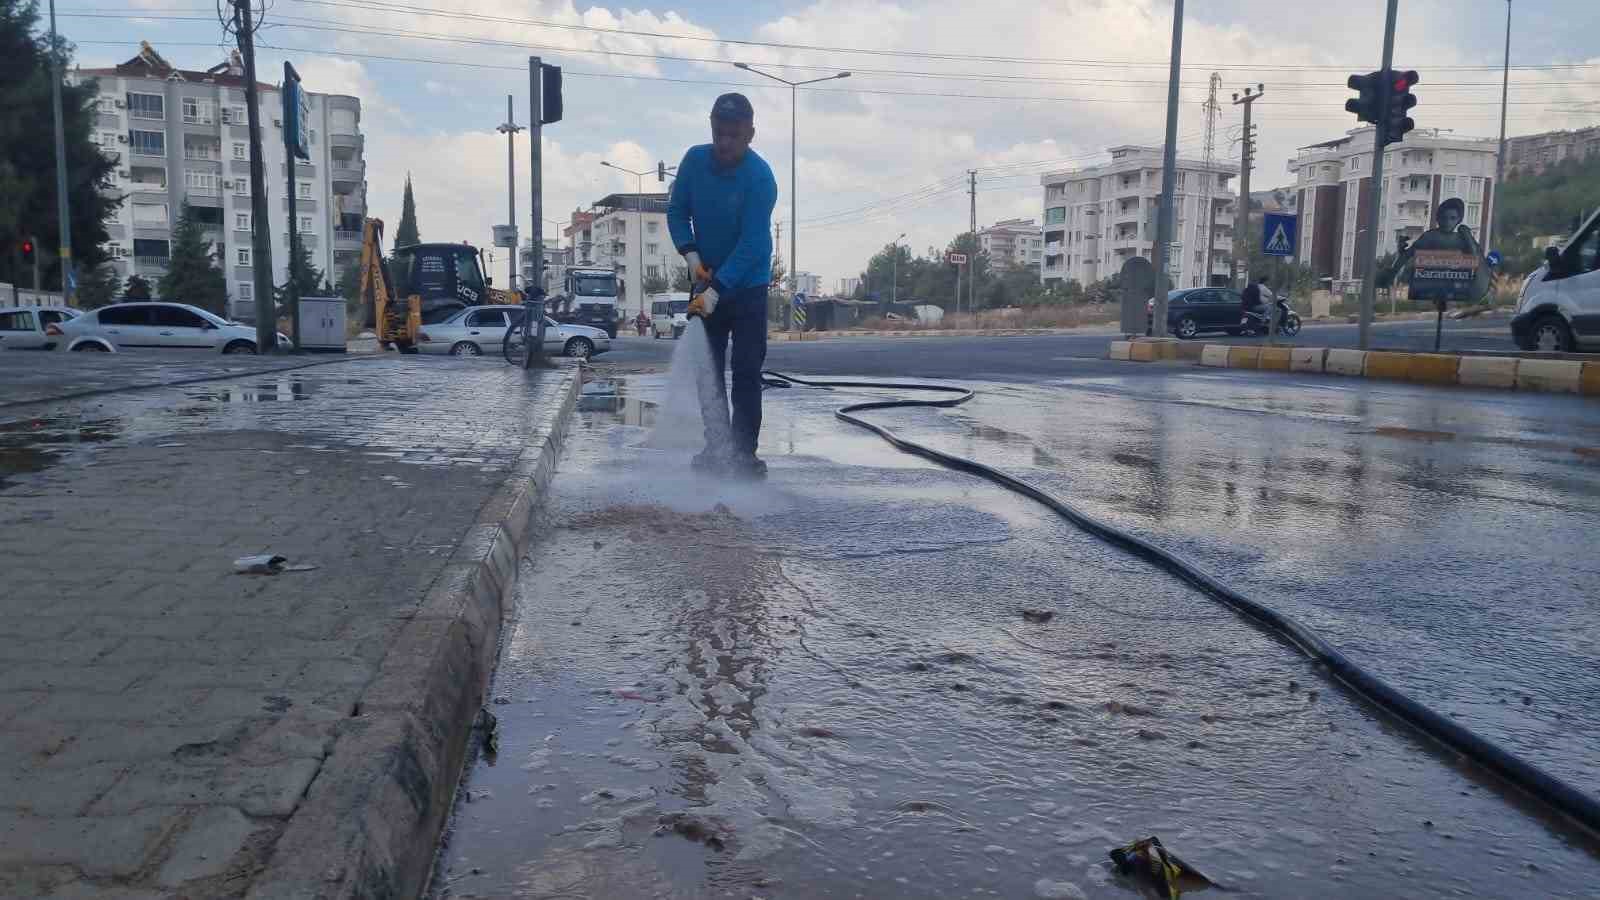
0, 356, 576, 898
0, 351, 363, 409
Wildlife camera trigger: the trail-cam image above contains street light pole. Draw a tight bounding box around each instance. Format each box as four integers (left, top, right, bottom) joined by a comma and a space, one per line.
601, 161, 652, 319
1488, 0, 1512, 258
891, 231, 906, 306
733, 63, 850, 334
497, 95, 524, 291
47, 0, 74, 305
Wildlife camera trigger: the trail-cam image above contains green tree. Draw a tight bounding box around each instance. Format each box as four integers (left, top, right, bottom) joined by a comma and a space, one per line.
159, 202, 227, 314
641, 273, 669, 295
0, 0, 120, 290
122, 272, 152, 299
274, 234, 325, 305
75, 262, 119, 307
394, 174, 419, 248
671, 263, 692, 292
858, 241, 913, 302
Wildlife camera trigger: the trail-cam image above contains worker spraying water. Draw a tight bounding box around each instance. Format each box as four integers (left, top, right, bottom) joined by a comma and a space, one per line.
665, 92, 778, 479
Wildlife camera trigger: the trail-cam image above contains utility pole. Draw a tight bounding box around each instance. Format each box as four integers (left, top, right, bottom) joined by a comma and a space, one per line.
1230, 85, 1264, 289
498, 95, 522, 291
1357, 0, 1399, 351
231, 0, 276, 354
1201, 73, 1221, 288
47, 0, 74, 304
1488, 0, 1511, 258
526, 56, 545, 368
1150, 0, 1184, 339
968, 169, 978, 313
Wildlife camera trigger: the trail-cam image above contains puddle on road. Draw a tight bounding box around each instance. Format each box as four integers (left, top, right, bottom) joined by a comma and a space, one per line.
185, 377, 318, 403
0, 414, 123, 489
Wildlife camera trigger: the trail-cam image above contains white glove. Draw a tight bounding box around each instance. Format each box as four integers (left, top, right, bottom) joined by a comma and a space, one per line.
687, 285, 719, 318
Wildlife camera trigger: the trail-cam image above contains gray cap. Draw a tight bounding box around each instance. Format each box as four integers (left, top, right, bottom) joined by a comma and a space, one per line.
711, 92, 754, 122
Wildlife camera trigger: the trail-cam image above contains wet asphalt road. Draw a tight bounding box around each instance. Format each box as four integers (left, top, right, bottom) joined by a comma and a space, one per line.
597, 315, 1526, 380
435, 363, 1600, 899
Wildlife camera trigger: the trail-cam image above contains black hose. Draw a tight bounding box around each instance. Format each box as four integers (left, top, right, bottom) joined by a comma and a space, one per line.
762, 369, 1600, 841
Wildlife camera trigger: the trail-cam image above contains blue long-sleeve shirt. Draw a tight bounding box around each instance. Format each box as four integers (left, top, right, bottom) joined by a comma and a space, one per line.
667, 144, 776, 296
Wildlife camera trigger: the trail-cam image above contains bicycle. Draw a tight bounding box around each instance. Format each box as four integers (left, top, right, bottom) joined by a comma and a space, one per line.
503, 290, 548, 369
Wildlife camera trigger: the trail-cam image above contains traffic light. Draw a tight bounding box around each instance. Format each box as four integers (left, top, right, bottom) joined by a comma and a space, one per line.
539, 63, 562, 125
1385, 70, 1419, 145
657, 161, 667, 182
20, 238, 34, 266
1345, 71, 1382, 125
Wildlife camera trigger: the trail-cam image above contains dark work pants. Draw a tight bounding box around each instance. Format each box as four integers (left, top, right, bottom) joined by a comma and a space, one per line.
700, 286, 769, 457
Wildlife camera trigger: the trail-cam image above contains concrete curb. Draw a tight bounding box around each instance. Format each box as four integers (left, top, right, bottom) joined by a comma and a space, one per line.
245, 362, 582, 900
1105, 338, 1600, 398
769, 326, 1114, 341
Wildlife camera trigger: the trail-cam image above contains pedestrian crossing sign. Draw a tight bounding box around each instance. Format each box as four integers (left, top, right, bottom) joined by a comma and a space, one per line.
1262, 213, 1298, 258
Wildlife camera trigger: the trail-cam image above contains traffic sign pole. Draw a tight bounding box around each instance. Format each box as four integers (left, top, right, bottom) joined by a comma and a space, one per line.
1358, 0, 1399, 351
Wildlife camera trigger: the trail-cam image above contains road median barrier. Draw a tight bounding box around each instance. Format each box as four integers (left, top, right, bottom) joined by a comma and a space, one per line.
1227, 346, 1261, 369
1109, 340, 1133, 361
1325, 348, 1368, 376
1458, 355, 1519, 389
1200, 344, 1231, 368
1407, 353, 1461, 385
1363, 351, 1411, 381
1257, 346, 1292, 371
1516, 358, 1583, 394
1289, 347, 1327, 373
1584, 362, 1600, 397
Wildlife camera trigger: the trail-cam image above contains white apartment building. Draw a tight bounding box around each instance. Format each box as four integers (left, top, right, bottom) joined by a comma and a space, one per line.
978, 218, 1044, 269
1040, 146, 1238, 290
838, 276, 861, 296
586, 193, 670, 319
1287, 127, 1497, 292
793, 271, 822, 296
78, 43, 367, 320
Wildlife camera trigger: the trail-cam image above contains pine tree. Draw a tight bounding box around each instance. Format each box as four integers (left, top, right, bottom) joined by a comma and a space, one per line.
158, 202, 227, 315
76, 263, 119, 307
0, 0, 120, 289
122, 273, 152, 300
394, 174, 420, 248
275, 234, 325, 304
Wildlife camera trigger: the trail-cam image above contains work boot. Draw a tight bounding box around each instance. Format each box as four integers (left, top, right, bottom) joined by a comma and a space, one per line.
691, 448, 727, 473
729, 453, 768, 480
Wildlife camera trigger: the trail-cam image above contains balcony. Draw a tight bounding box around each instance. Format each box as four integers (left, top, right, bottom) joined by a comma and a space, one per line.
334, 229, 363, 249
330, 162, 364, 186
329, 132, 363, 151
134, 255, 170, 270
1110, 205, 1142, 226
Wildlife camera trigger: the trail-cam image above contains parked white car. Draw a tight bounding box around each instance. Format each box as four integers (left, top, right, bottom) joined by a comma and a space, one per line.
53, 302, 288, 353
0, 305, 81, 350
414, 304, 611, 359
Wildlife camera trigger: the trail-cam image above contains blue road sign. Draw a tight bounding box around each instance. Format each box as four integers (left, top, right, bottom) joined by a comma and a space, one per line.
1262, 213, 1298, 258
1486, 249, 1503, 267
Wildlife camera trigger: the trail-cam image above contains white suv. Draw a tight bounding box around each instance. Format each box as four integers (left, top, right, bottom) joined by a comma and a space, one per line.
54, 302, 287, 354
0, 306, 80, 350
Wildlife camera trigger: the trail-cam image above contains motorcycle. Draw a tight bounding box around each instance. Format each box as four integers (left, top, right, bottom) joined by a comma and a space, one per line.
1240, 297, 1301, 338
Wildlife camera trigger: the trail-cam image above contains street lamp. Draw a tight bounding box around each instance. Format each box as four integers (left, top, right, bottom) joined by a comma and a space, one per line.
732, 62, 850, 333
890, 232, 906, 306
601, 160, 652, 318
1488, 0, 1511, 259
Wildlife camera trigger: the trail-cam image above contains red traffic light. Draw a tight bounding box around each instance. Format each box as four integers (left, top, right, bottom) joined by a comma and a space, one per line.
21, 240, 33, 254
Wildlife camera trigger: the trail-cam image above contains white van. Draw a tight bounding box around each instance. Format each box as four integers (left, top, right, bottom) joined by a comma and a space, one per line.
1512, 208, 1600, 352
649, 292, 691, 339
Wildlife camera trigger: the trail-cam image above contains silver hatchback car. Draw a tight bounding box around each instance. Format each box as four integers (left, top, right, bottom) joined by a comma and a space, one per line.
415, 304, 611, 359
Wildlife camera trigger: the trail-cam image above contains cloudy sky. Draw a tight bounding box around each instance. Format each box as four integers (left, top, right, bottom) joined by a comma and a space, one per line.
67, 0, 1600, 288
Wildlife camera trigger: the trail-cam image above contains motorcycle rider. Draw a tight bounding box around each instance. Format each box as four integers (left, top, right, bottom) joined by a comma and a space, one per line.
1241, 276, 1270, 319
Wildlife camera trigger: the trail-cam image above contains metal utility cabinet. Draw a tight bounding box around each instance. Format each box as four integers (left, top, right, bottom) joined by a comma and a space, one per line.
297, 296, 347, 352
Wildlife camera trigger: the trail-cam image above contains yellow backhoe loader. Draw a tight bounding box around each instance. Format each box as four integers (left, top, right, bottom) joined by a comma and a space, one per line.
356, 218, 519, 352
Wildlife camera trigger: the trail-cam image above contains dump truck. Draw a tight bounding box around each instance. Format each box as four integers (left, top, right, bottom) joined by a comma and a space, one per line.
357, 218, 518, 352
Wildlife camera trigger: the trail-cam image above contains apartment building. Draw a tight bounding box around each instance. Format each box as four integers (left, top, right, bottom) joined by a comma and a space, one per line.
838, 276, 861, 296
978, 218, 1044, 269
1504, 125, 1600, 179
793, 271, 822, 296
1286, 127, 1497, 291
77, 43, 367, 320
585, 193, 670, 319
1039, 146, 1238, 290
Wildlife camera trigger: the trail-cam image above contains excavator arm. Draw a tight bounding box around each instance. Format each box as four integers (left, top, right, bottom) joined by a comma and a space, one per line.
358, 218, 420, 351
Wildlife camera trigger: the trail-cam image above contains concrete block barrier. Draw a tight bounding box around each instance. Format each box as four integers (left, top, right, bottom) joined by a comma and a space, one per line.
1325, 349, 1367, 376
1516, 358, 1583, 394
1108, 341, 1133, 361
1583, 362, 1600, 397
1290, 347, 1327, 373
1176, 342, 1207, 361
1257, 346, 1292, 371
1200, 344, 1231, 367
1458, 356, 1519, 389
1408, 353, 1462, 385
1364, 351, 1411, 380
1227, 346, 1261, 369
1129, 341, 1158, 362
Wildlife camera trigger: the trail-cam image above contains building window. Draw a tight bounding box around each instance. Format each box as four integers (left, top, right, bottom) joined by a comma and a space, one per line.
1467, 203, 1481, 223
129, 129, 165, 157
132, 238, 169, 260
1444, 150, 1459, 166
235, 212, 251, 230
132, 203, 169, 226
182, 97, 215, 124
646, 264, 661, 279
645, 242, 659, 255
126, 92, 163, 120
1468, 177, 1484, 202
97, 95, 117, 114
237, 247, 252, 266
1351, 157, 1361, 172
1044, 207, 1066, 225
238, 282, 253, 301
646, 221, 659, 234
185, 170, 219, 194
184, 137, 220, 160
229, 104, 246, 125
300, 215, 313, 232
298, 182, 312, 199
234, 180, 250, 197
233, 142, 248, 160
1442, 175, 1458, 196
